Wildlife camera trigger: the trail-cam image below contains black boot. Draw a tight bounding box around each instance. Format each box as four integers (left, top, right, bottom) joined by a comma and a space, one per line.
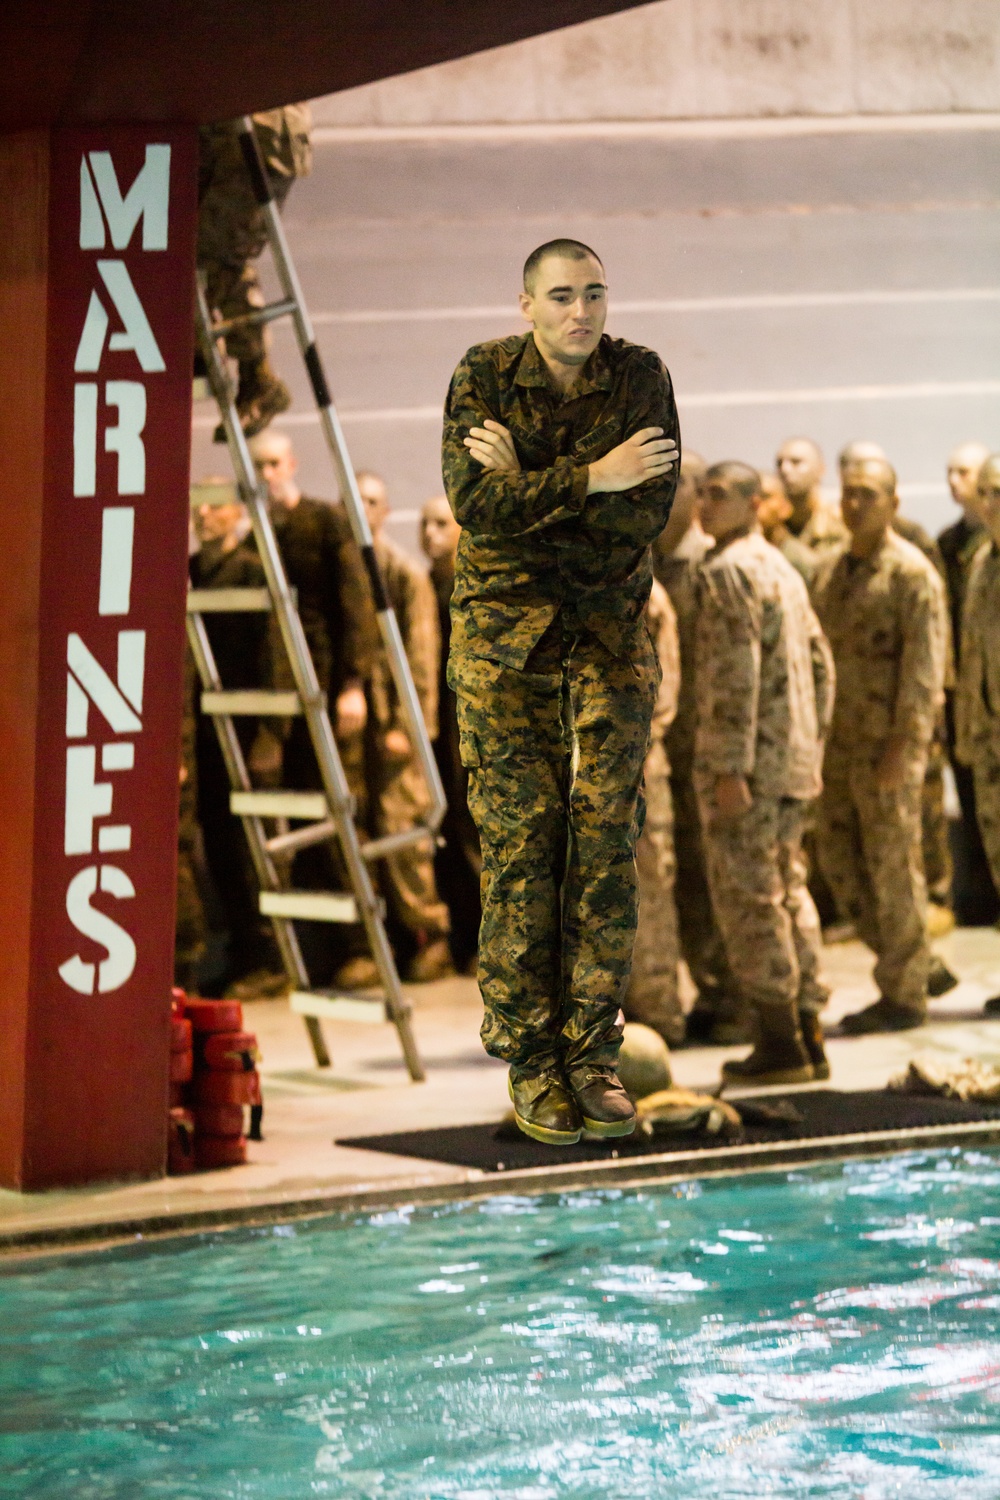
566, 1066, 637, 1138
508, 1070, 582, 1145
799, 1010, 830, 1081
840, 998, 925, 1035
721, 1005, 813, 1087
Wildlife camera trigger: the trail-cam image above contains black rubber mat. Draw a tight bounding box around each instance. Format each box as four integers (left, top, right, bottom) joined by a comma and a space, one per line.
339, 1090, 1000, 1173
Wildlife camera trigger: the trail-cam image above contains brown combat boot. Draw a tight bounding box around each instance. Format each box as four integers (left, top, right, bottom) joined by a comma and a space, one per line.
508, 1070, 582, 1146
840, 998, 925, 1035
721, 1005, 813, 1087
566, 1066, 637, 1138
799, 1010, 831, 1081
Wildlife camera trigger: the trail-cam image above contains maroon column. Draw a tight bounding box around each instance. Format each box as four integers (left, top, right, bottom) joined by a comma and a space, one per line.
0, 125, 197, 1189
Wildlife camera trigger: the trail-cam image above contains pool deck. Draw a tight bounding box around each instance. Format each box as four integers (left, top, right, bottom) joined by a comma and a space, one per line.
4, 926, 1000, 1255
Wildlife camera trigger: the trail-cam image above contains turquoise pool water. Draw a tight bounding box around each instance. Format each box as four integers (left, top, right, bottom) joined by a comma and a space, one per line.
4, 1150, 1000, 1498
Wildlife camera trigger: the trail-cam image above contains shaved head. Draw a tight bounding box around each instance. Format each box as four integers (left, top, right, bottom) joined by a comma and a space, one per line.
948, 441, 992, 511
523, 238, 604, 295
839, 439, 886, 471
842, 455, 897, 495
704, 460, 762, 503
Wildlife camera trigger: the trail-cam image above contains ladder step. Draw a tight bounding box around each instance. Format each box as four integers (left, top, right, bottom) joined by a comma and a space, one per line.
188, 588, 272, 614
290, 990, 387, 1023
259, 889, 358, 923
202, 690, 301, 716
231, 790, 329, 820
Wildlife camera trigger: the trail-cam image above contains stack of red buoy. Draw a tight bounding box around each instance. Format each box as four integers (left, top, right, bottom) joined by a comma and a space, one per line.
167, 990, 262, 1173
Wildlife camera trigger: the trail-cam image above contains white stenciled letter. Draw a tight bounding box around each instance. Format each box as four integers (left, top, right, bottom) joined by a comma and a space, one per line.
66, 631, 144, 737
65, 746, 113, 855
104, 382, 146, 495
58, 865, 137, 995
73, 383, 98, 497
99, 508, 135, 615
74, 264, 164, 374
82, 145, 170, 251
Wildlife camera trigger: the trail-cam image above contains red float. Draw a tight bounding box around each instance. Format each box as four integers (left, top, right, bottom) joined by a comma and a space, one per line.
184, 998, 243, 1033
200, 1031, 259, 1071
195, 1134, 247, 1169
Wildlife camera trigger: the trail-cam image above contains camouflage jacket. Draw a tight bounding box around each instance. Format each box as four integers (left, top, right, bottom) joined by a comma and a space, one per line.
367, 538, 440, 739
443, 332, 679, 670
694, 528, 834, 799
789, 497, 847, 555
813, 531, 948, 760
653, 522, 713, 779
647, 578, 680, 746
956, 540, 1000, 762
939, 514, 989, 659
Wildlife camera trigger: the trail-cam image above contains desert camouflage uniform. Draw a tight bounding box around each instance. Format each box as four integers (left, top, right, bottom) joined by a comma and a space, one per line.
773, 530, 819, 589
197, 106, 312, 367
626, 578, 683, 1044
694, 528, 834, 1026
788, 497, 848, 556
444, 331, 679, 1078
814, 533, 948, 1012
955, 541, 1000, 893
652, 526, 740, 1017
348, 537, 450, 943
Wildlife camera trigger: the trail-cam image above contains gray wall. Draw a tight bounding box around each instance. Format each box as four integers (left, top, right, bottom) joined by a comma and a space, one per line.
310, 0, 1000, 126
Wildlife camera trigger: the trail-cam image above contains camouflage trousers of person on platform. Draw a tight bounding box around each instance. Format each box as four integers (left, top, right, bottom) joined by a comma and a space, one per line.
698, 791, 828, 1024
626, 738, 684, 1045
817, 754, 930, 1013
451, 623, 659, 1081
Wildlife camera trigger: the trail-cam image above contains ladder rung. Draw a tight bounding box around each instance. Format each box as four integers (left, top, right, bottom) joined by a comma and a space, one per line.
212, 299, 298, 337
188, 588, 272, 614
360, 827, 436, 862
202, 690, 301, 716
260, 889, 358, 923
265, 818, 338, 856
290, 990, 387, 1023
231, 790, 328, 820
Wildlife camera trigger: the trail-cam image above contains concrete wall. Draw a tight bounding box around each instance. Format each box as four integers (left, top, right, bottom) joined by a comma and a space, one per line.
310, 0, 1000, 126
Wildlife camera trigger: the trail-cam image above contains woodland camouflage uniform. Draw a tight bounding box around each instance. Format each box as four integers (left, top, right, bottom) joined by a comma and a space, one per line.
625, 578, 683, 1045
813, 533, 948, 1014
956, 541, 1000, 895
443, 331, 679, 1079
694, 528, 834, 1030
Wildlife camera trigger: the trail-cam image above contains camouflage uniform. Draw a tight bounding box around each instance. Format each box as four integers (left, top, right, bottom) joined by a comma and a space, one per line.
191, 533, 277, 982
788, 497, 848, 556
652, 526, 741, 1020
939, 514, 998, 922
813, 534, 948, 1013
773, 530, 819, 589
626, 579, 683, 1044
955, 541, 1000, 894
443, 331, 679, 1078
348, 537, 450, 945
895, 515, 953, 907
430, 552, 482, 970
197, 107, 312, 367
694, 529, 834, 1026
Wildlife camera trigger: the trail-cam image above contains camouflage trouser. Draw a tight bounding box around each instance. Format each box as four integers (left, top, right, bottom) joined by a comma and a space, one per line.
922, 732, 953, 906
670, 767, 740, 1007
197, 134, 293, 367
451, 626, 658, 1078
817, 753, 929, 1012
698, 791, 827, 1021
626, 738, 684, 1045
971, 745, 1000, 895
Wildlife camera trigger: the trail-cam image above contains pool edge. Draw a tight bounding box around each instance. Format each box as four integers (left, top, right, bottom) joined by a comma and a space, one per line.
4, 1117, 1000, 1261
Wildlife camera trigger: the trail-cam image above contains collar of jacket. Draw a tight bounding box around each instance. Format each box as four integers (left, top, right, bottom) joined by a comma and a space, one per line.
512, 331, 615, 397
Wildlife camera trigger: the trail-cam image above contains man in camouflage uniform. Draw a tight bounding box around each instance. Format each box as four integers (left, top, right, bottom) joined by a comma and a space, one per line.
814, 456, 948, 1033
776, 437, 847, 556
956, 454, 1000, 1015
349, 472, 452, 984
625, 578, 683, 1046
695, 463, 835, 1086
652, 451, 746, 1044
421, 494, 482, 974
198, 107, 312, 437
757, 470, 818, 589
940, 441, 997, 924
443, 238, 679, 1145
248, 429, 377, 982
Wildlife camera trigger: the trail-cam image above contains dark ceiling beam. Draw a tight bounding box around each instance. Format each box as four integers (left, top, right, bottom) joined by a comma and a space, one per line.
4, 0, 656, 129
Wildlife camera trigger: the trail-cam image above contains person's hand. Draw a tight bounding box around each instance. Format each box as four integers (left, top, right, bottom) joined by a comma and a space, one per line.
336, 685, 367, 737
384, 728, 411, 762
588, 427, 679, 493
248, 727, 283, 785
714, 774, 753, 820
876, 736, 908, 793
463, 420, 521, 473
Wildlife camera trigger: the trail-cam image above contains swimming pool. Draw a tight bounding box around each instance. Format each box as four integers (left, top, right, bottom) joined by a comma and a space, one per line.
3, 1149, 1000, 1498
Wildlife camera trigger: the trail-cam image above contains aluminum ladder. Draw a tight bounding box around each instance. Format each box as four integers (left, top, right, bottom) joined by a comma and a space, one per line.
186, 117, 447, 1081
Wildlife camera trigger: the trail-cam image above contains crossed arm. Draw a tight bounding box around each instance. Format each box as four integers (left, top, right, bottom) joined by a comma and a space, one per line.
464, 418, 677, 493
